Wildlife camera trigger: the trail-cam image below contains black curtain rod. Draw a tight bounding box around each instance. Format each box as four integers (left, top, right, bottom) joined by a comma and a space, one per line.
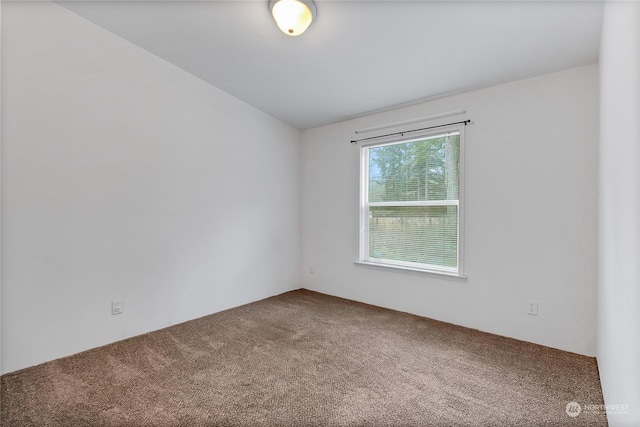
350, 119, 470, 144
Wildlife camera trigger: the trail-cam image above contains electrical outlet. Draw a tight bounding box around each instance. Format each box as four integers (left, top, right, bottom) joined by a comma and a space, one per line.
527, 300, 538, 316
309, 266, 315, 274
111, 299, 124, 315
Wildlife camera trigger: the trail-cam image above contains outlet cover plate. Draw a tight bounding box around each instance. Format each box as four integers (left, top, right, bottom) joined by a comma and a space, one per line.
111, 299, 123, 315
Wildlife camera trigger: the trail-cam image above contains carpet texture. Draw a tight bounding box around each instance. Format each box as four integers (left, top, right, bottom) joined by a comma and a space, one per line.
1, 289, 606, 426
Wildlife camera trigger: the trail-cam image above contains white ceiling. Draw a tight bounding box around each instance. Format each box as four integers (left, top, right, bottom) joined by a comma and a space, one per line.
58, 0, 604, 130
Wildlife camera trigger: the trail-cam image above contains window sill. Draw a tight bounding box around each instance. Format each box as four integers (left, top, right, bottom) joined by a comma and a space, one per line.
354, 260, 467, 280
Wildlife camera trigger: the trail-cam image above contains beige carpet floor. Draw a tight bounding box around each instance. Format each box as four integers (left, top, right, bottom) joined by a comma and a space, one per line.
1, 289, 606, 426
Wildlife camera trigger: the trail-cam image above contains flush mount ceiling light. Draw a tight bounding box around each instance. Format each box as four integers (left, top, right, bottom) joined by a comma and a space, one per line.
269, 0, 316, 36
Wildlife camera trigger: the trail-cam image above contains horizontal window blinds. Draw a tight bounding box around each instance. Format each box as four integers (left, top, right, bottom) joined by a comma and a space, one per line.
362, 131, 461, 273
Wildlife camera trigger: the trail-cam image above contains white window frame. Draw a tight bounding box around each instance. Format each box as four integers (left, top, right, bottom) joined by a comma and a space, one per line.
357, 124, 466, 278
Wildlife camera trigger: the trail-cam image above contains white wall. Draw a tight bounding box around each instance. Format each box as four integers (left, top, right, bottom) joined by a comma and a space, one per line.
301, 64, 599, 356
598, 1, 640, 425
1, 1, 300, 374
0, 1, 3, 375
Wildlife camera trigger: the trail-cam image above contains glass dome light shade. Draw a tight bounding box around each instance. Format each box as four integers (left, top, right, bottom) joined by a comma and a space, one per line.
270, 0, 315, 36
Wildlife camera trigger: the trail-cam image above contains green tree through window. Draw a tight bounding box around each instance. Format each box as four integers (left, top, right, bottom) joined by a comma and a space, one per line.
360, 128, 463, 275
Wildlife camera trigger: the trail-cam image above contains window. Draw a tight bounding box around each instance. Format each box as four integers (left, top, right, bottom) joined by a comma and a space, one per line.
359, 125, 464, 277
